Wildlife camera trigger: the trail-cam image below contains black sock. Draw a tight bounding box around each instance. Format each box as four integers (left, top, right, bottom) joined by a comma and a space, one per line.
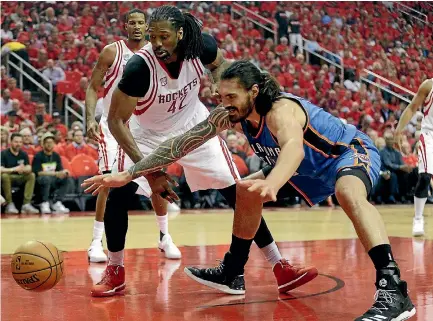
254, 217, 274, 248
368, 244, 395, 270
226, 234, 253, 275
160, 231, 165, 241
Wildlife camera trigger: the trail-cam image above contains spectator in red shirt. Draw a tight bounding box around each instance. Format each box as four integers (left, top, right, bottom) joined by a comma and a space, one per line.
3, 111, 20, 133
31, 102, 52, 128
73, 77, 88, 102
7, 78, 23, 101
1, 126, 9, 151
79, 37, 99, 65
51, 112, 68, 138
64, 129, 94, 161
401, 141, 418, 168
21, 90, 36, 115
1, 65, 9, 89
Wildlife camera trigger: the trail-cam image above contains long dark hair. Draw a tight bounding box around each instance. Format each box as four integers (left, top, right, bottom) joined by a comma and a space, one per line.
148, 5, 204, 60
221, 60, 281, 116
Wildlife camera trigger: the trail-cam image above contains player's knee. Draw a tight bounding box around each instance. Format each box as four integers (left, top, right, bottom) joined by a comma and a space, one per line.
415, 173, 431, 198
335, 183, 365, 211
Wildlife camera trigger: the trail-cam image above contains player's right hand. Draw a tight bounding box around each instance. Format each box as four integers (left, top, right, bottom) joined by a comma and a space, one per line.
86, 119, 101, 141
145, 171, 179, 203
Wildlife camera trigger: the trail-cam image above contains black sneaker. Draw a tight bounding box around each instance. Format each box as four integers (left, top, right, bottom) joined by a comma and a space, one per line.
184, 253, 245, 295
355, 267, 416, 321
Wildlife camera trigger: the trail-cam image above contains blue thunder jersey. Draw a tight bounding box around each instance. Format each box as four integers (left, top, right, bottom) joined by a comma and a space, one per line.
239, 92, 381, 205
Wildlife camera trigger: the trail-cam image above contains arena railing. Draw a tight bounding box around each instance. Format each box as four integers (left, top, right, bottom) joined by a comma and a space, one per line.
302, 37, 345, 82
4, 51, 54, 114
231, 2, 278, 44
64, 94, 85, 129
394, 2, 428, 23
359, 69, 415, 104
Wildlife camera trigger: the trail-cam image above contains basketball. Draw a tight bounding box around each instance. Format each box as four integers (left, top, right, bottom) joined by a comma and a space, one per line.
11, 241, 64, 292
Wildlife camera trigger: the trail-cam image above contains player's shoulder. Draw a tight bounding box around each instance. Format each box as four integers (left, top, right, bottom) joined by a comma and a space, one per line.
422, 79, 433, 91
99, 42, 120, 63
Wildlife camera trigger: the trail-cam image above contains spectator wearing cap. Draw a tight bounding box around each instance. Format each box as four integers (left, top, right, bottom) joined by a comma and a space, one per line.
3, 111, 20, 133
1, 89, 13, 115
107, 18, 123, 37
1, 132, 39, 214
52, 112, 68, 138
20, 128, 36, 157
65, 129, 96, 161
7, 78, 23, 101
32, 132, 70, 214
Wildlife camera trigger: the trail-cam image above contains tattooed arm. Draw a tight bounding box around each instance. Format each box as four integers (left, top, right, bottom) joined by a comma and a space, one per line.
127, 107, 233, 179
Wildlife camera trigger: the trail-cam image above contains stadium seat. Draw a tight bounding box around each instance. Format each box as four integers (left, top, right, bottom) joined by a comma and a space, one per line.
56, 81, 78, 95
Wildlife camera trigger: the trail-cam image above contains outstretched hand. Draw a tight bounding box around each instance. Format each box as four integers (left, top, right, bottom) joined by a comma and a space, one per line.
81, 171, 133, 195
237, 179, 278, 203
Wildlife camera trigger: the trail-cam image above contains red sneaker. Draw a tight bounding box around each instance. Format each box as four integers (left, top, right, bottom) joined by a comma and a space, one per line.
273, 259, 318, 293
91, 265, 126, 297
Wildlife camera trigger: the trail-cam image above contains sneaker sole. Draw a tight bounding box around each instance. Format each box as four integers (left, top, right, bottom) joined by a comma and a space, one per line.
88, 256, 108, 263
91, 283, 126, 297
278, 269, 319, 293
412, 231, 425, 237
391, 307, 416, 321
184, 267, 245, 295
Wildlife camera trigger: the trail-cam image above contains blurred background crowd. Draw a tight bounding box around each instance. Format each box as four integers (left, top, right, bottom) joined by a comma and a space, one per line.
1, 1, 433, 213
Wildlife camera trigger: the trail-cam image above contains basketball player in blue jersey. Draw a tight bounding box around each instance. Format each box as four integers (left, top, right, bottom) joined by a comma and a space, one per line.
83, 61, 415, 320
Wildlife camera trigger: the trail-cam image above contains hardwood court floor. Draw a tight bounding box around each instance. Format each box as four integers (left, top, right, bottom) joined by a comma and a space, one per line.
1, 205, 433, 320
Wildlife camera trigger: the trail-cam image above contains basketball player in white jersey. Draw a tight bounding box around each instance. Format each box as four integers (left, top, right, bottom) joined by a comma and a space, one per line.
396, 79, 433, 237
85, 9, 155, 263
90, 5, 317, 297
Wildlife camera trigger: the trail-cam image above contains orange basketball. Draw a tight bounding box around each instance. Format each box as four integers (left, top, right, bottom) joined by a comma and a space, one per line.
11, 241, 64, 291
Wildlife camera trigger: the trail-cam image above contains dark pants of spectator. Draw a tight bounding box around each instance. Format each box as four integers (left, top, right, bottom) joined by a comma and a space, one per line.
1, 173, 35, 205
396, 168, 418, 200
373, 172, 399, 202
37, 176, 68, 203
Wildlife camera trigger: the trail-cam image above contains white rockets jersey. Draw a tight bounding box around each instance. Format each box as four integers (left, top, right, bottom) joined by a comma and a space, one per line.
102, 40, 134, 118
421, 79, 433, 133
132, 43, 207, 134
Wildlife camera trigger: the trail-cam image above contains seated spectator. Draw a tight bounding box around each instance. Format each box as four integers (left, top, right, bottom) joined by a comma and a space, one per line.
64, 129, 96, 161
7, 78, 23, 101
0, 65, 8, 89
1, 133, 38, 214
32, 132, 70, 214
73, 77, 88, 102
3, 111, 20, 133
52, 112, 68, 138
0, 88, 12, 115
401, 142, 418, 168
380, 133, 416, 202
31, 102, 53, 127
20, 128, 36, 156
41, 59, 65, 87
21, 90, 37, 115
1, 126, 9, 151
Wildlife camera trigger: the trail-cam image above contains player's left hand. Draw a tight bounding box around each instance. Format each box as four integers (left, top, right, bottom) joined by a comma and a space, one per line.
237, 179, 278, 203
81, 171, 133, 195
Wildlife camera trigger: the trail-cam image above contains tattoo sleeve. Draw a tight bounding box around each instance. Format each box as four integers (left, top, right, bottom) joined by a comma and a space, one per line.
127, 108, 232, 179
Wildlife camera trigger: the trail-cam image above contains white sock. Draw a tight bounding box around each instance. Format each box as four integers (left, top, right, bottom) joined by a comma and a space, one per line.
108, 250, 124, 266
92, 220, 104, 242
414, 197, 427, 220
156, 214, 168, 235
260, 241, 282, 267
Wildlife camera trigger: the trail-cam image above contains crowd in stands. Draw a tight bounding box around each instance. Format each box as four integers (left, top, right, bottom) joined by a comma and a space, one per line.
1, 2, 432, 213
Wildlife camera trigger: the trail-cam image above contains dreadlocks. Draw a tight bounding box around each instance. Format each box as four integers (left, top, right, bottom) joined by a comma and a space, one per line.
148, 6, 204, 60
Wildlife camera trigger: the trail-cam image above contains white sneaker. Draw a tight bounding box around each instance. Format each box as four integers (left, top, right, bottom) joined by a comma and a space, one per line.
52, 201, 70, 214
21, 203, 39, 214
88, 241, 108, 263
5, 202, 19, 214
158, 234, 181, 259
413, 218, 425, 237
167, 202, 180, 212
40, 202, 51, 214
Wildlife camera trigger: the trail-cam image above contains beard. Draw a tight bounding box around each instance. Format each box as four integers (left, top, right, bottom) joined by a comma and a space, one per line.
228, 96, 254, 123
